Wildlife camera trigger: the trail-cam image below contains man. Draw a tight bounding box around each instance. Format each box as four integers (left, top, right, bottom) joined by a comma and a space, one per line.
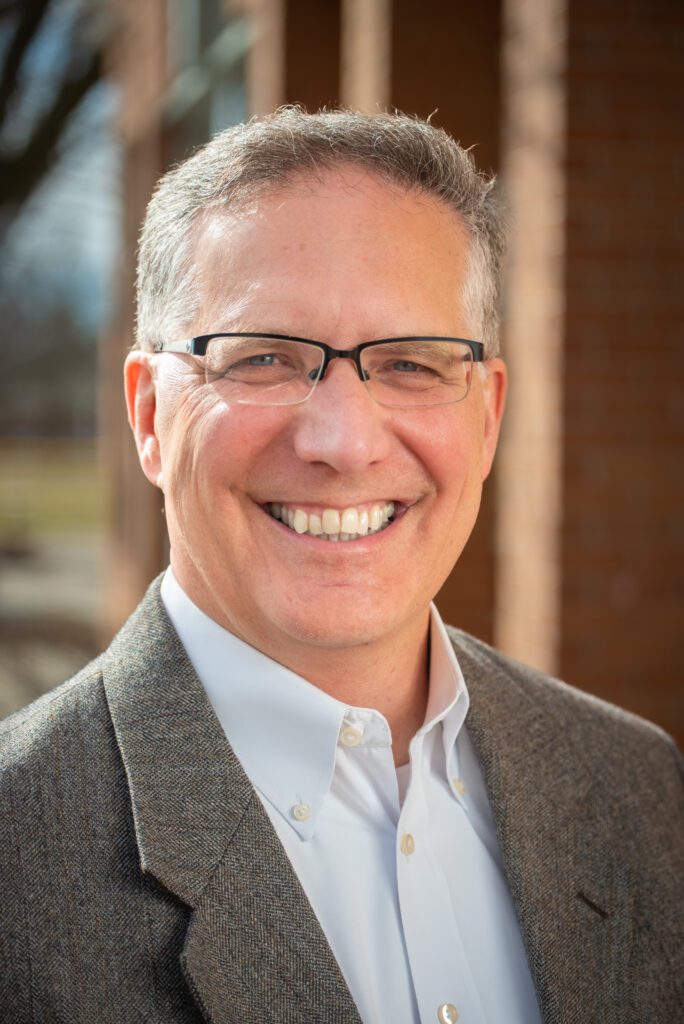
1, 109, 682, 1024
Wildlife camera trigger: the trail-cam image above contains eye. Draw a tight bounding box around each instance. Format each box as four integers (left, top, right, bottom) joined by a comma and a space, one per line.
387, 359, 435, 374
372, 355, 444, 381
203, 337, 324, 389
205, 339, 298, 378
236, 352, 286, 368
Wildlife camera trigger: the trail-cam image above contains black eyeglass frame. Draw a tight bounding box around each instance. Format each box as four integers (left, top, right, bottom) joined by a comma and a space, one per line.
155, 333, 485, 386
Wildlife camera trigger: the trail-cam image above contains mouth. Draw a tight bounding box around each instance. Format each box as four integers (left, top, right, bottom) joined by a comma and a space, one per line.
266, 500, 400, 541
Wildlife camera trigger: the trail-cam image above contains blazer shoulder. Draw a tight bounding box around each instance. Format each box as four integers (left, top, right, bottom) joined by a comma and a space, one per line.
447, 625, 683, 784
0, 654, 109, 774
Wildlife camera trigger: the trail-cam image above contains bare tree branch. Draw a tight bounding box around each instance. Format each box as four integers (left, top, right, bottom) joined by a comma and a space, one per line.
0, 45, 102, 216
0, 0, 52, 126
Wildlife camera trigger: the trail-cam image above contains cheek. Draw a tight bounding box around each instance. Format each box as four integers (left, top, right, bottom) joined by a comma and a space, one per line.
156, 389, 283, 513
407, 406, 484, 495
157, 391, 218, 494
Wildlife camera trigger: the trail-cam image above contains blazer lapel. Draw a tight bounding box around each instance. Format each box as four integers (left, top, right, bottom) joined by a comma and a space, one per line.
103, 580, 361, 1024
451, 630, 635, 1023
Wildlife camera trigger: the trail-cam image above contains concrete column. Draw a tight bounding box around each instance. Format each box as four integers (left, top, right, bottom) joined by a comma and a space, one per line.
495, 0, 567, 673
240, 0, 286, 114
102, 0, 168, 637
340, 0, 391, 110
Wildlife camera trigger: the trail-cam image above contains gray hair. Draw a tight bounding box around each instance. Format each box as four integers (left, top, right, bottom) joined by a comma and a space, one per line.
136, 107, 506, 355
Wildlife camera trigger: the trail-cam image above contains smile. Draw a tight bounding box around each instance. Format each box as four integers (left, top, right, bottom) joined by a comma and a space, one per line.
268, 501, 396, 541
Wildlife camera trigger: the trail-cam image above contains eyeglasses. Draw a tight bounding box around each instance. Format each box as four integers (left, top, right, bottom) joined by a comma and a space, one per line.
154, 333, 485, 408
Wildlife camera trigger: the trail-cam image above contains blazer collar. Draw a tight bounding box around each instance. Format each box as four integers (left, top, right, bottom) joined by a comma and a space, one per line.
450, 628, 633, 1023
103, 578, 361, 1024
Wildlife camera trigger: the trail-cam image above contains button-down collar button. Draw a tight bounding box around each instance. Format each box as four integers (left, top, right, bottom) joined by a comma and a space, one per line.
292, 802, 311, 822
340, 725, 363, 747
400, 832, 415, 856
452, 777, 467, 797
437, 1004, 459, 1023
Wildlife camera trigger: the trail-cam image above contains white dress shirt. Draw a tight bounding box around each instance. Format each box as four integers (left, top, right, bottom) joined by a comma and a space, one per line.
161, 569, 541, 1024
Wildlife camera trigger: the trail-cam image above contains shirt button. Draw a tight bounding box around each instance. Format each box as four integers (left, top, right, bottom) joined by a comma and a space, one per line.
291, 803, 311, 822
452, 777, 467, 796
437, 1004, 459, 1024
400, 832, 415, 856
340, 725, 363, 747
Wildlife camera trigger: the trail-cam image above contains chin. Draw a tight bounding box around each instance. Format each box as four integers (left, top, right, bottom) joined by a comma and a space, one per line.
269, 596, 396, 651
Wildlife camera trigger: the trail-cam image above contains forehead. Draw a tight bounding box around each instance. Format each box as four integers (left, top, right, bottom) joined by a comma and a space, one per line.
189, 168, 472, 339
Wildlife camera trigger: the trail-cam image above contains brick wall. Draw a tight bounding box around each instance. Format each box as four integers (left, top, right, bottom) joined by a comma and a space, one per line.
561, 0, 683, 741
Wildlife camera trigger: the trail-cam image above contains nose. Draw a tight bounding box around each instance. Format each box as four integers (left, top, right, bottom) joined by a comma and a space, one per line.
292, 359, 391, 473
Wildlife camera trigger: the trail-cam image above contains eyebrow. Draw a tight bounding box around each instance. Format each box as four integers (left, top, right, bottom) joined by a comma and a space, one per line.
211, 325, 317, 341
204, 331, 459, 354
372, 340, 461, 364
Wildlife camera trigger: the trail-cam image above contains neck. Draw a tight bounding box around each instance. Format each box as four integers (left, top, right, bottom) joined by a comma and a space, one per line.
174, 563, 430, 767
273, 622, 430, 767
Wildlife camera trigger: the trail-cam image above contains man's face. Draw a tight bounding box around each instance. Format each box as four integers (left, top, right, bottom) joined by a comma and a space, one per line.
126, 169, 506, 659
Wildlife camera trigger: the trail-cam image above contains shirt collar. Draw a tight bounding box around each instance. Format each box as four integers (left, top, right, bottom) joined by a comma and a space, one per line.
428, 608, 470, 770
161, 568, 470, 838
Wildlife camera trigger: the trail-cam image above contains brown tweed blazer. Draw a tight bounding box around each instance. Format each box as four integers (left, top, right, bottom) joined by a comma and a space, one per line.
1, 577, 682, 1023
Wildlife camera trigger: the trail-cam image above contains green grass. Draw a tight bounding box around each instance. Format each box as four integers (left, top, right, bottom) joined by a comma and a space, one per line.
0, 439, 105, 538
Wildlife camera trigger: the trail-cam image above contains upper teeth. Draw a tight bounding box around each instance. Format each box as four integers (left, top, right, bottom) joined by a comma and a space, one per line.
270, 502, 395, 540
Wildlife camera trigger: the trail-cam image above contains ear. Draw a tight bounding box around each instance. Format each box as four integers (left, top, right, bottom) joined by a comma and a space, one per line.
124, 351, 163, 489
480, 357, 507, 481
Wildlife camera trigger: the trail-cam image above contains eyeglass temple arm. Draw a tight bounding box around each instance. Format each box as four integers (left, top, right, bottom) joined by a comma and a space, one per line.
153, 339, 195, 354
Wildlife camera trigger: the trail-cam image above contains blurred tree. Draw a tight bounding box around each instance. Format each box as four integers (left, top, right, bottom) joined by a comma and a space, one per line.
0, 1, 112, 709
0, 0, 104, 230
0, 0, 118, 440
0, 289, 95, 436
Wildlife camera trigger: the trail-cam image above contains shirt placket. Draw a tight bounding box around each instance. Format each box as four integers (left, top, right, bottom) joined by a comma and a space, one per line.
396, 727, 487, 1024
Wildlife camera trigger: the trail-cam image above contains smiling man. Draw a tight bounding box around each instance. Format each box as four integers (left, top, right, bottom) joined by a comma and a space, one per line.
1, 109, 682, 1024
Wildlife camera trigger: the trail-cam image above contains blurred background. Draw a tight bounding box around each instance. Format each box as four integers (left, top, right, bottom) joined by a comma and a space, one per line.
0, 0, 681, 744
